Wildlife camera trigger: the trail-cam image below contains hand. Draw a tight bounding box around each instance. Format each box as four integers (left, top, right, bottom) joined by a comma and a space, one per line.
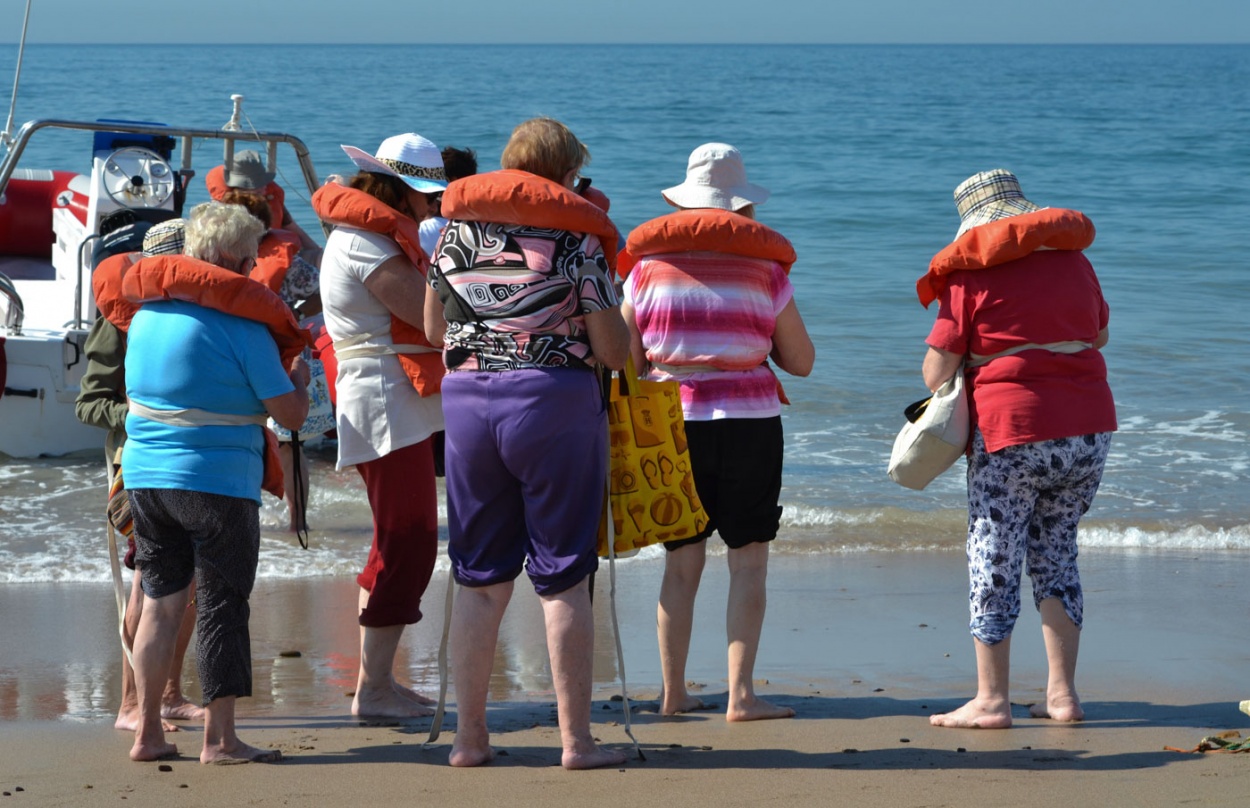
289, 355, 311, 388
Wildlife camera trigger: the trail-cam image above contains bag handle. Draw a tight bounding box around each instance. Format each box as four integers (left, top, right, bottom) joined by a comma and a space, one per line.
617, 354, 642, 398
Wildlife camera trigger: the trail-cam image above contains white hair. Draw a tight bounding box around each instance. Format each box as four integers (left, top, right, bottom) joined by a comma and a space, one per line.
184, 201, 265, 270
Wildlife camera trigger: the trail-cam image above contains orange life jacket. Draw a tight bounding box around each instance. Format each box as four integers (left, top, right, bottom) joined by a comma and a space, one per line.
440, 169, 620, 271
205, 164, 286, 229
618, 208, 795, 279
122, 254, 315, 500
250, 229, 302, 296
619, 209, 797, 404
311, 182, 443, 397
92, 252, 141, 333
917, 208, 1096, 308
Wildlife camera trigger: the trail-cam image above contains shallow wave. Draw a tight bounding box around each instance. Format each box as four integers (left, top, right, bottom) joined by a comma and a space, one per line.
4, 518, 1248, 584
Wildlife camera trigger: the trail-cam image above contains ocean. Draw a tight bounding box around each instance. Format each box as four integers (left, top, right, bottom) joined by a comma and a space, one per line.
2, 43, 1248, 585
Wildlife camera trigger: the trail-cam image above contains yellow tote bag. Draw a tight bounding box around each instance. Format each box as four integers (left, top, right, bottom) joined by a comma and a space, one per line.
598, 357, 709, 557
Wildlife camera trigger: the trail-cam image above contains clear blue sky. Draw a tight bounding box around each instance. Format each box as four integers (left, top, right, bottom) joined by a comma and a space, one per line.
11, 0, 1250, 44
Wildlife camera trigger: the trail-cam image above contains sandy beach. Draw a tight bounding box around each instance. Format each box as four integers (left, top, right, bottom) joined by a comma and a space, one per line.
2, 550, 1249, 806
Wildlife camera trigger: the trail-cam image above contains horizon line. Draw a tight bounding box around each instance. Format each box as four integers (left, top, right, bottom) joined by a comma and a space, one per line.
11, 41, 1250, 47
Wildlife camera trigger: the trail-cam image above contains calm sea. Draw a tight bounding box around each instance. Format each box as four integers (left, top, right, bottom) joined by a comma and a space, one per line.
2, 44, 1248, 583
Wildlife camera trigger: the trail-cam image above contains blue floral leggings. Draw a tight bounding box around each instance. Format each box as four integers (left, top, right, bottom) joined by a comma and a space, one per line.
965, 430, 1112, 645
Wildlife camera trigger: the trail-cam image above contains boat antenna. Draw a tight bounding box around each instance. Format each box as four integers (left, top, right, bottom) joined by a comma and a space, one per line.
1, 0, 34, 150
221, 93, 244, 172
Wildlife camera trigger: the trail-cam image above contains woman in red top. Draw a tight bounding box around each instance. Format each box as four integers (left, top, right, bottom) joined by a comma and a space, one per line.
919, 170, 1116, 730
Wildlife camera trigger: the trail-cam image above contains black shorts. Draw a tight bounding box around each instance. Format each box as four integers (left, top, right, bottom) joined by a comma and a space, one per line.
664, 416, 784, 551
129, 488, 260, 599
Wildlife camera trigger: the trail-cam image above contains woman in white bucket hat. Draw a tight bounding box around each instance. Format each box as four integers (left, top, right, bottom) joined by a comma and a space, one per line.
621, 143, 813, 722
311, 133, 448, 720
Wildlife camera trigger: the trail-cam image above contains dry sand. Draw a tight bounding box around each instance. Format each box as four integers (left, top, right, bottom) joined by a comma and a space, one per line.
2, 550, 1248, 806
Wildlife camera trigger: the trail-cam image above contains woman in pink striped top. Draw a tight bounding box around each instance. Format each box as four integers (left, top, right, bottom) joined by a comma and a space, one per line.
621, 143, 814, 722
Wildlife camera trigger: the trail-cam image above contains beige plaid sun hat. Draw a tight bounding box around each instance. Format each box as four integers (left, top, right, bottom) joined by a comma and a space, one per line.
141, 218, 188, 256
953, 169, 1042, 238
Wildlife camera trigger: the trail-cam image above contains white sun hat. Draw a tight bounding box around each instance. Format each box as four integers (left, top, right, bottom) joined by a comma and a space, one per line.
340, 133, 447, 193
661, 142, 770, 212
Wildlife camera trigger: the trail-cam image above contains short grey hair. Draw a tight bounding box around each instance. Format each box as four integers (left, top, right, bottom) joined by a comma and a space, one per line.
184, 201, 265, 271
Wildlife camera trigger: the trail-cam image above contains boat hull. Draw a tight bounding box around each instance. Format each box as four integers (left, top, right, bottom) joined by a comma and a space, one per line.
0, 327, 101, 458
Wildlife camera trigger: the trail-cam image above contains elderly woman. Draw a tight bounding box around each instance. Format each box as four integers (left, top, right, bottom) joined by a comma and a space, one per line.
423, 118, 629, 769
919, 170, 1116, 729
77, 219, 203, 734
619, 143, 814, 722
312, 133, 447, 718
123, 201, 310, 763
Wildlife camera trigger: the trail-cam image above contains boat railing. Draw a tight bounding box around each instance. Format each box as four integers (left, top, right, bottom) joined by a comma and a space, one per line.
0, 117, 323, 205
1, 117, 328, 330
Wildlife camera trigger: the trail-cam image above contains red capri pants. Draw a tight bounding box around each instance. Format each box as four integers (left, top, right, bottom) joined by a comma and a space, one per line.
355, 437, 439, 627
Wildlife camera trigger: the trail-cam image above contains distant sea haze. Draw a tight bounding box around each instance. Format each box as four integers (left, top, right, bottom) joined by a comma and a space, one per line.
2, 44, 1247, 581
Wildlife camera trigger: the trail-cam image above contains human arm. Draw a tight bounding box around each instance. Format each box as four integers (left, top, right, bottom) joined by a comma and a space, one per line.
620, 299, 646, 373
280, 209, 324, 264
362, 254, 427, 329
262, 355, 310, 432
770, 298, 815, 377
75, 317, 129, 432
1093, 326, 1109, 350
584, 306, 630, 371
922, 346, 963, 392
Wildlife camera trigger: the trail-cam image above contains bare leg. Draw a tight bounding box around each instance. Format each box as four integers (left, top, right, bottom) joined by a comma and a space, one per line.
725, 542, 793, 722
161, 580, 204, 721
200, 695, 281, 764
930, 636, 1014, 729
115, 571, 148, 731
130, 585, 191, 761
448, 580, 513, 767
657, 541, 708, 715
278, 442, 309, 534
352, 588, 432, 718
540, 578, 627, 770
1029, 597, 1083, 721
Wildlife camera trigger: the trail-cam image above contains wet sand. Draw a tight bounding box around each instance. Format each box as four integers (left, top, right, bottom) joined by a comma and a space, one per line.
2, 549, 1249, 806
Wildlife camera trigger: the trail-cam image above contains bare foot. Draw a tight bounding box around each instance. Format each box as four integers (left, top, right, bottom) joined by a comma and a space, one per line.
161, 698, 206, 721
660, 693, 717, 716
352, 684, 434, 718
201, 741, 283, 765
929, 698, 1013, 729
393, 680, 437, 706
116, 708, 179, 733
562, 744, 628, 770
726, 696, 795, 722
449, 739, 496, 767
1029, 694, 1084, 722
130, 739, 179, 762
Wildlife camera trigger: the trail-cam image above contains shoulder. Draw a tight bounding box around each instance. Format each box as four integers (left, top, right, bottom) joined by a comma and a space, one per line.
324, 228, 402, 279
326, 227, 401, 258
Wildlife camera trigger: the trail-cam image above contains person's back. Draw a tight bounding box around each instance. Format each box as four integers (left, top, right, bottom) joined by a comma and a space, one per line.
621, 142, 812, 723
947, 251, 1113, 447
125, 301, 287, 500
628, 250, 790, 418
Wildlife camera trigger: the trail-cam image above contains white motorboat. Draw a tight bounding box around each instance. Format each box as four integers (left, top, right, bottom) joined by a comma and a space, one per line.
0, 95, 323, 457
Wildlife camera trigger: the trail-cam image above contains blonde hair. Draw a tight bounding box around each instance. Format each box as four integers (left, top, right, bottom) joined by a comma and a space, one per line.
500, 117, 589, 184
184, 201, 265, 271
